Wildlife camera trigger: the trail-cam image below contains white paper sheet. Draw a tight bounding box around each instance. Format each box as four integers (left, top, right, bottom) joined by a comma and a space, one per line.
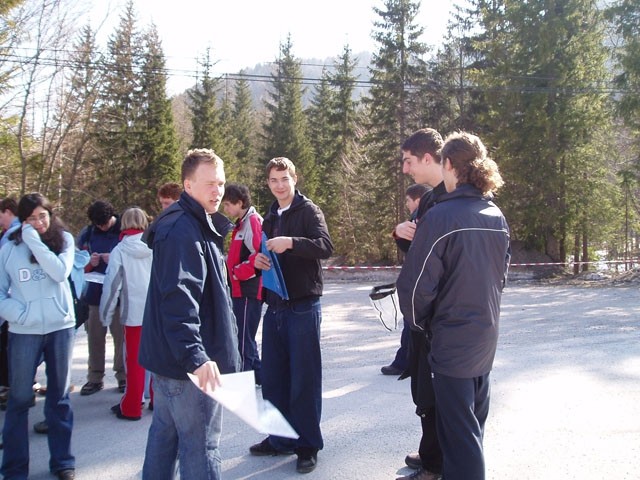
187, 370, 299, 439
84, 272, 105, 284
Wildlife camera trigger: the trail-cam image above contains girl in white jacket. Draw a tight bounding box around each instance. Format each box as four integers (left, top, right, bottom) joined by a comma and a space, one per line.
100, 207, 152, 420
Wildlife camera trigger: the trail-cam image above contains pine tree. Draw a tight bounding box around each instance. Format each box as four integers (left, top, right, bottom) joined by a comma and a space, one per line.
230, 72, 261, 201
94, 0, 145, 209
262, 36, 316, 199
307, 68, 335, 210
189, 48, 223, 151
137, 23, 179, 213
216, 78, 240, 179
362, 0, 428, 262
57, 24, 103, 227
608, 0, 640, 135
475, 0, 615, 263
327, 46, 363, 262
419, 4, 485, 133
606, 0, 640, 264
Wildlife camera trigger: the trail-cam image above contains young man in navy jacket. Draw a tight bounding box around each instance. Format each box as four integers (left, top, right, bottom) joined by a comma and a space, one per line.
139, 149, 240, 480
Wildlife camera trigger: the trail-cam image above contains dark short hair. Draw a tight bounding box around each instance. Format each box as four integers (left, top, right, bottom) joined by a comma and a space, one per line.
405, 183, 429, 200
0, 197, 18, 215
157, 182, 181, 200
87, 200, 115, 226
18, 193, 52, 222
265, 157, 296, 178
401, 128, 444, 163
182, 149, 223, 183
222, 183, 251, 209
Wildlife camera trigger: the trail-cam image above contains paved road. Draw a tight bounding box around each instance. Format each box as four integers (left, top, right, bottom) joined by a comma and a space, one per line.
4, 282, 640, 479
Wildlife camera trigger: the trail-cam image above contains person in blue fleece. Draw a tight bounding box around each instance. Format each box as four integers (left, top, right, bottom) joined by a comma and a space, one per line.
0, 193, 76, 480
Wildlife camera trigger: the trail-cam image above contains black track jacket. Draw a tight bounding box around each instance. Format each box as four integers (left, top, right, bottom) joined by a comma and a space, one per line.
397, 184, 510, 379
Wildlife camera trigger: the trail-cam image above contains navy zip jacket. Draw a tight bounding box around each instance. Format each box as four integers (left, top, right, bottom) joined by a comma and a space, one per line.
76, 217, 121, 306
397, 184, 511, 378
138, 192, 240, 380
262, 191, 333, 305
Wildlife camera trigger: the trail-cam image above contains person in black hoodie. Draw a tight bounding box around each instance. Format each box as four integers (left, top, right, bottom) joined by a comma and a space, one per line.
395, 128, 446, 480
248, 157, 333, 474
139, 149, 240, 480
397, 132, 510, 480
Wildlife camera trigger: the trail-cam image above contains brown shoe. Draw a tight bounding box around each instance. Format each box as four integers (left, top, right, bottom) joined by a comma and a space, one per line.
396, 468, 442, 480
80, 381, 103, 396
405, 452, 421, 469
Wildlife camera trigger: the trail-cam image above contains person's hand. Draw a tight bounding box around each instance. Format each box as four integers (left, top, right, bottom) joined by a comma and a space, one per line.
254, 252, 271, 271
90, 252, 101, 267
101, 253, 110, 264
193, 361, 221, 393
266, 236, 292, 254
395, 221, 417, 241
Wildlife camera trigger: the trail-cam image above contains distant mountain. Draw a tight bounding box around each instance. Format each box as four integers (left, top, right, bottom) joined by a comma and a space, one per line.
207, 51, 373, 108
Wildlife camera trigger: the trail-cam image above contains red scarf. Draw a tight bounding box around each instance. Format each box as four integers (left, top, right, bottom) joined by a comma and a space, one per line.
119, 228, 144, 241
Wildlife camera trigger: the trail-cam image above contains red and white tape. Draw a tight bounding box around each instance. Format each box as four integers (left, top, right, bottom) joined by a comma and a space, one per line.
323, 260, 637, 270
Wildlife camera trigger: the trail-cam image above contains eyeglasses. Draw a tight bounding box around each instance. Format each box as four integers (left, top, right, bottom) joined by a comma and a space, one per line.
26, 211, 49, 224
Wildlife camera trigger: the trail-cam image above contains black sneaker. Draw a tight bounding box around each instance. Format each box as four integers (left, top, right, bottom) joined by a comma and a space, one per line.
34, 420, 49, 434
249, 438, 294, 456
80, 381, 103, 396
381, 364, 403, 376
296, 449, 318, 474
117, 380, 126, 393
110, 403, 141, 421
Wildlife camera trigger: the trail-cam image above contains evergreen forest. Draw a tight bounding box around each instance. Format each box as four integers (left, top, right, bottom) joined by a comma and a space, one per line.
1, 0, 640, 270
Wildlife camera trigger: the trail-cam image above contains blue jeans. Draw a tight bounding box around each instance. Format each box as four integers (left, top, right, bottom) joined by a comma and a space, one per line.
232, 297, 262, 383
142, 374, 223, 480
261, 298, 323, 451
1, 328, 75, 479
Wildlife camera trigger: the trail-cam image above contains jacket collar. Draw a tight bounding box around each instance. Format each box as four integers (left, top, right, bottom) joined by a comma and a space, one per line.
438, 183, 488, 203
237, 205, 257, 226
268, 190, 305, 216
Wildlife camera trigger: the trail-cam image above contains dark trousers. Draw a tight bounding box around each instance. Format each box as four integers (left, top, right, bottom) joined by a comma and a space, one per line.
391, 319, 410, 370
432, 372, 490, 480
409, 331, 442, 473
232, 297, 263, 384
261, 298, 323, 452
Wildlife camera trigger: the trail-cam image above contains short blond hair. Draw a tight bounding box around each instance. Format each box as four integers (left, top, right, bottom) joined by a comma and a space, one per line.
121, 207, 149, 230
182, 149, 224, 182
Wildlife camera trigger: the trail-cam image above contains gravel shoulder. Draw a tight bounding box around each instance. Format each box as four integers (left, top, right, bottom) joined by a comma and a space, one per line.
9, 281, 640, 479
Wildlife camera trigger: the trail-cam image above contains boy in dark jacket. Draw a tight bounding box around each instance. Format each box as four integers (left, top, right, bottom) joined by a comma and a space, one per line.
249, 157, 333, 474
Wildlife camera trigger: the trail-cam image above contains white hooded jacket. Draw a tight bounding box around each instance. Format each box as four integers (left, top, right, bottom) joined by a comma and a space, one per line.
99, 232, 152, 327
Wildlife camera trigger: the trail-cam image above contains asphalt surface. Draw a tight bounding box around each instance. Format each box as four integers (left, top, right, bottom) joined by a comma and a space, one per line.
3, 281, 640, 479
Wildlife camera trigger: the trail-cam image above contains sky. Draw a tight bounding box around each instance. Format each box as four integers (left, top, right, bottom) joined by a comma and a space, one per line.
87, 0, 457, 95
